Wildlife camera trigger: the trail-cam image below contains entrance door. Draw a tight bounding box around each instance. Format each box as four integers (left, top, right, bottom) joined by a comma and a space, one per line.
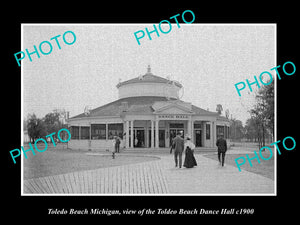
134, 129, 145, 147
159, 130, 165, 147
195, 129, 202, 147
148, 130, 153, 148
148, 130, 165, 148
169, 128, 184, 146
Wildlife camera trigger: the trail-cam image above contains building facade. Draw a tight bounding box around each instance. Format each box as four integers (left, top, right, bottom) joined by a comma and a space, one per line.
67, 66, 230, 151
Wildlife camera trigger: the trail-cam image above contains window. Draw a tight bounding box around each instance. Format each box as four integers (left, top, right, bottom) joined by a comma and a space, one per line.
216, 125, 225, 138
194, 123, 202, 129
71, 126, 79, 139
224, 126, 230, 139
206, 124, 210, 140
108, 123, 123, 139
81, 126, 90, 140
227, 126, 230, 139
91, 124, 106, 140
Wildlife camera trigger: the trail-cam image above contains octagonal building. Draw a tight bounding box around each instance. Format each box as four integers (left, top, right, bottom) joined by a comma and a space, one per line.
67, 66, 230, 151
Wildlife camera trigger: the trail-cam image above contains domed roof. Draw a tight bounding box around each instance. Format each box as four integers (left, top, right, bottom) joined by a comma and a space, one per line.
116, 65, 182, 88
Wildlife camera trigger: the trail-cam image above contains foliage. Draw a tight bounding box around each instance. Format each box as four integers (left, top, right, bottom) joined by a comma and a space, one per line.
25, 109, 67, 143
229, 118, 244, 140
27, 114, 47, 143
246, 82, 274, 147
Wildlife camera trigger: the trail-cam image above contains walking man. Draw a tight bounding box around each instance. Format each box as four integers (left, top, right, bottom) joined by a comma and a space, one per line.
172, 131, 185, 168
216, 135, 227, 167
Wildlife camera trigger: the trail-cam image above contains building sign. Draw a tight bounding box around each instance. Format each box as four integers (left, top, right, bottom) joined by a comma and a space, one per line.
158, 115, 189, 119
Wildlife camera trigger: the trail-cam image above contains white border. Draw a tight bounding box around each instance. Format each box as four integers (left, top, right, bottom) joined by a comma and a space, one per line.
274, 24, 277, 196
21, 23, 277, 196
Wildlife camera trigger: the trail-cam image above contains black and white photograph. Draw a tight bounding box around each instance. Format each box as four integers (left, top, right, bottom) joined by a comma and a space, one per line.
21, 24, 276, 195
4, 5, 298, 220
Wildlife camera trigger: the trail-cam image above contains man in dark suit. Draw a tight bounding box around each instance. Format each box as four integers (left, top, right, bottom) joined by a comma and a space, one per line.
172, 132, 185, 168
216, 136, 227, 167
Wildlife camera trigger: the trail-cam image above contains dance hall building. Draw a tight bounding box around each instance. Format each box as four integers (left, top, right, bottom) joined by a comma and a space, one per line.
67, 66, 230, 151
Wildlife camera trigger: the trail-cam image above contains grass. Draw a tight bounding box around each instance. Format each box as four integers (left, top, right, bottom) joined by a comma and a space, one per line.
23, 144, 160, 180
202, 151, 275, 180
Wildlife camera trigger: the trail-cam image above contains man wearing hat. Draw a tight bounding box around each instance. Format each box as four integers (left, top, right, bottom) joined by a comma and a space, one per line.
216, 135, 227, 167
171, 131, 185, 168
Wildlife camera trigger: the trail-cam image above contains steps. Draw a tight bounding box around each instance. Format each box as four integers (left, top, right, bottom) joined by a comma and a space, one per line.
117, 147, 217, 154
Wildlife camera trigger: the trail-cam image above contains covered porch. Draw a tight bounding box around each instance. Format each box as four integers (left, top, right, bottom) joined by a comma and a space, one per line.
123, 117, 218, 149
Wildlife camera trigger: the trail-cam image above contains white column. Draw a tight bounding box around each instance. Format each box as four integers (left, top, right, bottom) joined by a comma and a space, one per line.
191, 120, 194, 144
155, 120, 159, 149
151, 120, 154, 148
166, 122, 170, 148
130, 120, 134, 148
203, 121, 206, 147
187, 119, 191, 138
145, 122, 148, 147
125, 120, 129, 148
210, 121, 213, 147
212, 121, 216, 148
105, 123, 108, 140
89, 123, 91, 149
191, 120, 193, 137
89, 124, 91, 140
187, 118, 193, 139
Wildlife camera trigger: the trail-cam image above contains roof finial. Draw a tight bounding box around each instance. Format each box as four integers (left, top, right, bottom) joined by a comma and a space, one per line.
147, 65, 151, 73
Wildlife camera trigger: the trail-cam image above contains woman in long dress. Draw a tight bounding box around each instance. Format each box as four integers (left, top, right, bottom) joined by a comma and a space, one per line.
183, 136, 197, 168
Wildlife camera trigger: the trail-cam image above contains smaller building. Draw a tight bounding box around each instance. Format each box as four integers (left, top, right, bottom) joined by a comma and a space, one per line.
67, 66, 230, 151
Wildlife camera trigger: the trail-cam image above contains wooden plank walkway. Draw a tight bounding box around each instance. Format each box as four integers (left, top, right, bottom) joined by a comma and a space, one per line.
23, 160, 169, 194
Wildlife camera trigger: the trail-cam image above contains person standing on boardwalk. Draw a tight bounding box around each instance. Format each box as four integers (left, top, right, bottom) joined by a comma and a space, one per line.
115, 136, 120, 153
216, 136, 227, 167
172, 132, 185, 168
111, 136, 118, 159
183, 135, 197, 168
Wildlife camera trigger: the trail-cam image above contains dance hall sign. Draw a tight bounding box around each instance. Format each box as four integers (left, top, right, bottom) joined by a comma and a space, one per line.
158, 115, 189, 120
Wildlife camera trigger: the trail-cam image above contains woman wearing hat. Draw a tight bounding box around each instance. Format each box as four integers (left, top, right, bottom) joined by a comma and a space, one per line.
183, 135, 197, 168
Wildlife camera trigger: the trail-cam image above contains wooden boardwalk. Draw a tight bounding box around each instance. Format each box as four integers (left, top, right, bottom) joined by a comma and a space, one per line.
23, 160, 169, 194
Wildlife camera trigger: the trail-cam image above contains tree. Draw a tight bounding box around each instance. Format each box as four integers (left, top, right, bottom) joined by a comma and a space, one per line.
258, 82, 274, 138
27, 113, 47, 143
43, 109, 67, 139
25, 109, 68, 144
229, 118, 244, 141
244, 117, 258, 142
249, 82, 274, 148
44, 111, 62, 133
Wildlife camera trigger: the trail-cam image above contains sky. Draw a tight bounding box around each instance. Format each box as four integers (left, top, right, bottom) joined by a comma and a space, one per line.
22, 24, 276, 125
